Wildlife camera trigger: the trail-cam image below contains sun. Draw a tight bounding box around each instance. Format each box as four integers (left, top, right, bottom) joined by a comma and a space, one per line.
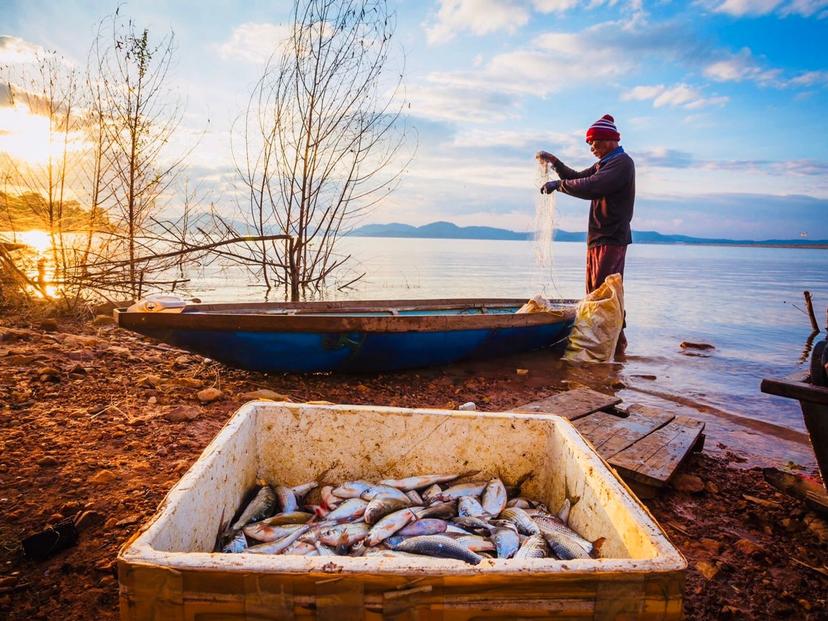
0, 103, 88, 165
18, 230, 52, 254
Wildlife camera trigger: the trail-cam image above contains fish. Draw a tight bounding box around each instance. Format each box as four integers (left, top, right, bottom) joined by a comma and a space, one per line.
281, 540, 317, 556
365, 507, 420, 546
533, 515, 593, 553
291, 481, 319, 498
557, 498, 571, 524
243, 522, 307, 543
326, 498, 368, 522
230, 486, 278, 532
414, 502, 456, 520
481, 478, 507, 516
379, 474, 460, 491
448, 534, 496, 553
435, 482, 487, 501
506, 498, 532, 509
491, 525, 520, 559
332, 480, 372, 499
314, 541, 337, 556
361, 484, 411, 503
406, 490, 424, 505
246, 524, 311, 554
318, 523, 370, 547
458, 496, 486, 517
543, 531, 591, 560
451, 516, 493, 533
221, 530, 248, 553
320, 486, 340, 509
499, 507, 540, 536
397, 518, 448, 537
392, 535, 483, 565
364, 496, 411, 525
259, 511, 314, 526
514, 534, 547, 559
421, 484, 443, 504
275, 485, 298, 513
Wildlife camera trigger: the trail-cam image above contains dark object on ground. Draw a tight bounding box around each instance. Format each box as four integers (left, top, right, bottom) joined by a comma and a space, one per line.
763, 467, 828, 514
811, 340, 827, 387
680, 341, 715, 350
22, 517, 79, 560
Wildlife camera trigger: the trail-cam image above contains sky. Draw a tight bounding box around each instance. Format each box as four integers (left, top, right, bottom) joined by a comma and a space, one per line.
1, 0, 828, 240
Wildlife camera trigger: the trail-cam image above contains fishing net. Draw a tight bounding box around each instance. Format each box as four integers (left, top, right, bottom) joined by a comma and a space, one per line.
533, 159, 557, 267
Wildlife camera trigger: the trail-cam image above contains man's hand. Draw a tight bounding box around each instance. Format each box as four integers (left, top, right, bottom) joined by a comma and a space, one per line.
540, 180, 561, 194
536, 150, 556, 163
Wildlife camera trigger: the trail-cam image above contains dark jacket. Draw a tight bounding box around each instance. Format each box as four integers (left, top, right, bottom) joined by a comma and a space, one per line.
550, 147, 635, 247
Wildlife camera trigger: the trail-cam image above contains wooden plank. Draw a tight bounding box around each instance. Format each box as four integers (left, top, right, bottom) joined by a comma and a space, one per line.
514, 388, 621, 420
574, 405, 674, 459
761, 374, 828, 406
609, 416, 705, 489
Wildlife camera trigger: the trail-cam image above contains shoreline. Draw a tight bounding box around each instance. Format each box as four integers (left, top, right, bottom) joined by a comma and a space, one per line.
1, 313, 825, 619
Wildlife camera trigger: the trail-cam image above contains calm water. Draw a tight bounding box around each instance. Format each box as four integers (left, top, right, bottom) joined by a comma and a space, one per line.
186, 238, 828, 458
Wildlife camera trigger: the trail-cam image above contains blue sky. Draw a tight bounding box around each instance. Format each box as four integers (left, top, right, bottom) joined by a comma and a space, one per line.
2, 0, 827, 239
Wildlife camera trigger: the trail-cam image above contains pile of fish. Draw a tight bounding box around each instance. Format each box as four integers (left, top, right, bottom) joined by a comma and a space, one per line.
217, 474, 602, 565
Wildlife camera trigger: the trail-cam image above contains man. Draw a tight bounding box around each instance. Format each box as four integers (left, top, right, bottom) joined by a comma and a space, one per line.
536, 114, 635, 355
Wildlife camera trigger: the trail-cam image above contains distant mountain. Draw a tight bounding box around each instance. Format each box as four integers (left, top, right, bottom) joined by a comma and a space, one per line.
347, 222, 828, 247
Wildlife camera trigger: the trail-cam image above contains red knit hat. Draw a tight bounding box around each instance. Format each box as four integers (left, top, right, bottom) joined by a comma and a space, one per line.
585, 114, 621, 143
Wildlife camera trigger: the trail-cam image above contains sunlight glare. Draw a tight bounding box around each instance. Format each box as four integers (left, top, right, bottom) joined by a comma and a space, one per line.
18, 230, 52, 254
0, 104, 88, 164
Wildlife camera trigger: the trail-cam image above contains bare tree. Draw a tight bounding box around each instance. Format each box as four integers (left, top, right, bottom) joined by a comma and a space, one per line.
234, 0, 409, 301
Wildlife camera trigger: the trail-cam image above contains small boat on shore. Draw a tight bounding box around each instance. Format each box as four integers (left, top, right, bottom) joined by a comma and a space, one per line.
115, 298, 577, 373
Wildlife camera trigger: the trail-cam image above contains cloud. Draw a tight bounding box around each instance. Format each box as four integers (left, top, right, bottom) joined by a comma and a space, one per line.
711, 0, 828, 17
622, 84, 729, 109
0, 35, 43, 64
703, 48, 781, 85
425, 0, 530, 44
405, 83, 522, 123
216, 23, 290, 64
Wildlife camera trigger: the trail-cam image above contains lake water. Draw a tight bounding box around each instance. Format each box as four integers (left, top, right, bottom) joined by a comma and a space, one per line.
184, 237, 828, 464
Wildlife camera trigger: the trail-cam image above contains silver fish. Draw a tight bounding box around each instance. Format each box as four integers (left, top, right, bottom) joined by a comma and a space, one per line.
314, 541, 337, 556
364, 497, 411, 525
449, 534, 496, 553
458, 496, 486, 517
291, 481, 319, 498
379, 474, 460, 491
543, 530, 591, 560
481, 478, 507, 516
361, 484, 411, 503
326, 498, 368, 522
319, 523, 370, 547
492, 525, 520, 559
320, 486, 340, 509
452, 516, 494, 532
406, 490, 424, 505
499, 507, 540, 536
221, 530, 248, 553
230, 486, 277, 531
332, 480, 372, 499
435, 482, 487, 501
445, 523, 475, 534
243, 522, 307, 543
506, 498, 532, 509
275, 485, 298, 513
533, 515, 593, 553
365, 507, 419, 546
514, 534, 547, 559
414, 501, 456, 519
421, 484, 442, 503
246, 524, 310, 554
397, 518, 448, 537
557, 498, 571, 524
392, 535, 483, 565
259, 511, 314, 526
281, 540, 317, 556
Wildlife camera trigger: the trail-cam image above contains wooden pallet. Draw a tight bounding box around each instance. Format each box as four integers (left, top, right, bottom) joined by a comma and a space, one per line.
516, 390, 705, 498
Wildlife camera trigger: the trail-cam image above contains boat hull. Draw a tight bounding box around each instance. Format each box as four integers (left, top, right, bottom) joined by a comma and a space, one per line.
116, 298, 576, 373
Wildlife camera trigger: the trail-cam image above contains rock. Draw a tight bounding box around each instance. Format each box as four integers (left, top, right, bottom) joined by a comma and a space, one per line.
115, 514, 141, 527
174, 377, 203, 388
611, 380, 626, 389
680, 341, 715, 350
68, 349, 96, 361
699, 538, 721, 554
197, 387, 223, 403
36, 456, 58, 467
672, 474, 704, 493
63, 334, 100, 348
75, 510, 104, 531
95, 558, 114, 572
92, 314, 115, 326
734, 538, 763, 556
48, 513, 64, 523
704, 481, 720, 494
163, 406, 201, 422
147, 396, 157, 405
103, 518, 118, 530
35, 366, 60, 378
696, 560, 719, 580
67, 363, 87, 375
107, 346, 131, 356
458, 402, 477, 411
39, 319, 59, 332
804, 513, 828, 544
89, 470, 117, 485
173, 354, 193, 368
241, 389, 293, 401
516, 368, 529, 376
630, 374, 657, 380
137, 374, 162, 388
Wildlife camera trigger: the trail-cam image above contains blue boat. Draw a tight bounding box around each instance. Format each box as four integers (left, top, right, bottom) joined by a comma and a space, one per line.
114, 298, 577, 373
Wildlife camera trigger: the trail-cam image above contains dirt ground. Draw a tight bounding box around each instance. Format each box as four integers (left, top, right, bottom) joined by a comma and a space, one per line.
1, 314, 826, 620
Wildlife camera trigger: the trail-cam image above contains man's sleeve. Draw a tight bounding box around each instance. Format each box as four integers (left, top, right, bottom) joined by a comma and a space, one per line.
559, 157, 631, 199
550, 158, 597, 180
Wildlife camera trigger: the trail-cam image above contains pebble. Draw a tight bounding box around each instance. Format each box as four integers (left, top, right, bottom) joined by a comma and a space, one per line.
196, 387, 223, 403
90, 470, 117, 485
696, 560, 719, 580
115, 514, 141, 527
107, 346, 131, 356
699, 538, 721, 554
680, 341, 715, 350
137, 375, 162, 388
163, 406, 201, 422
734, 538, 762, 556
457, 402, 477, 411
75, 510, 104, 531
37, 456, 59, 467
672, 474, 705, 494
39, 319, 59, 332
92, 314, 114, 325
516, 368, 529, 376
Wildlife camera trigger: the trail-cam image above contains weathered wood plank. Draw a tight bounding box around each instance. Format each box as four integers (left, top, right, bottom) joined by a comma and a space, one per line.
574, 405, 674, 460
514, 388, 621, 420
609, 416, 705, 489
761, 374, 828, 406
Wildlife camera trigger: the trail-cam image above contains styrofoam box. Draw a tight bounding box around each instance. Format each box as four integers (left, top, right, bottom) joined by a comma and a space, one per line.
119, 402, 686, 620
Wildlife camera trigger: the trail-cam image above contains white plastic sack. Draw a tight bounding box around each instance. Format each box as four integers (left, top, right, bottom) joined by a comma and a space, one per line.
516, 294, 558, 314
564, 273, 624, 362
127, 293, 187, 313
